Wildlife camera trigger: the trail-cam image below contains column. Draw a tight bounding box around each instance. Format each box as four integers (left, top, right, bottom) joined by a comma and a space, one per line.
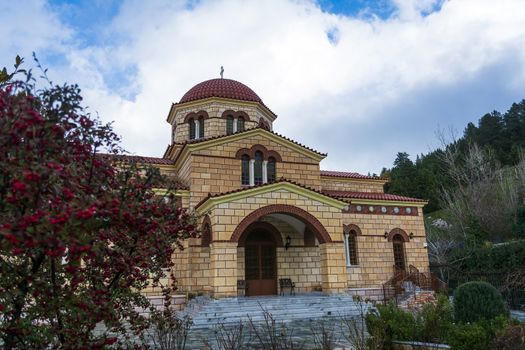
233, 117, 238, 133
319, 242, 347, 294
209, 242, 238, 297
249, 159, 255, 186
194, 119, 200, 139
262, 160, 268, 183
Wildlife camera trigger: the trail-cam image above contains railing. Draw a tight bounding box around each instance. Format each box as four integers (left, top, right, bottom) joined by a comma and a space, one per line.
382, 265, 448, 305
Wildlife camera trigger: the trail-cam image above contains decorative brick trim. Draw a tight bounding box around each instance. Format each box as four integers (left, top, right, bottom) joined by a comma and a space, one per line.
387, 228, 410, 242
237, 222, 284, 247
183, 110, 210, 123
231, 204, 332, 244
235, 148, 251, 159
267, 150, 282, 162
343, 224, 362, 236
201, 215, 212, 247
221, 110, 251, 122
344, 204, 419, 216
234, 144, 282, 161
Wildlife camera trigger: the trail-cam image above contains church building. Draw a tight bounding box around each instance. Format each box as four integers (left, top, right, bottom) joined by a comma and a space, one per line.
131, 77, 430, 299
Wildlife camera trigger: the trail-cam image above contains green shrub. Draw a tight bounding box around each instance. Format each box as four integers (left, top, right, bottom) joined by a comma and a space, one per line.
416, 294, 453, 343
447, 322, 490, 350
447, 315, 509, 350
365, 302, 418, 349
454, 281, 506, 323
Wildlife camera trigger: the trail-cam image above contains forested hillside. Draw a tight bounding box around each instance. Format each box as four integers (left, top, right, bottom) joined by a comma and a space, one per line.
382, 100, 525, 241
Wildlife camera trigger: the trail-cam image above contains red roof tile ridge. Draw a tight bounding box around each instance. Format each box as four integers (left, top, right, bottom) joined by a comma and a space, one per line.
320, 170, 386, 180
98, 153, 174, 165
321, 190, 426, 202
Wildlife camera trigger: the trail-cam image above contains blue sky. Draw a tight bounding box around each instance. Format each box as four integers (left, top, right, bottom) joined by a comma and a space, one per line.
2, 0, 525, 174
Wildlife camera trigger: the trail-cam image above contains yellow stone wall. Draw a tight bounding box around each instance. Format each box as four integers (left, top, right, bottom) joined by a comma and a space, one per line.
171, 100, 274, 144
342, 210, 429, 288
320, 177, 386, 193
185, 136, 321, 207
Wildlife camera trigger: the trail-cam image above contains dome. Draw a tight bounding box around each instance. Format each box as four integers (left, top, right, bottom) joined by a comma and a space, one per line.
179, 78, 263, 104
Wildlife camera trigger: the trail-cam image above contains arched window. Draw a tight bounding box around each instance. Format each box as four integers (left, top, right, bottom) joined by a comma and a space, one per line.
237, 117, 245, 132
226, 115, 234, 135
201, 223, 211, 247
254, 151, 263, 185
241, 155, 250, 185
188, 117, 195, 140
198, 116, 204, 138
347, 231, 359, 265
267, 157, 276, 183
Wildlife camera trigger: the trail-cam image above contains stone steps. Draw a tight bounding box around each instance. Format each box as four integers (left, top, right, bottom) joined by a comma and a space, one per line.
184, 292, 368, 329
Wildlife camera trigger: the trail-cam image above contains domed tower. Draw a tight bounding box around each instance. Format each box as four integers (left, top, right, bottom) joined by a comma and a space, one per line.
164, 78, 276, 159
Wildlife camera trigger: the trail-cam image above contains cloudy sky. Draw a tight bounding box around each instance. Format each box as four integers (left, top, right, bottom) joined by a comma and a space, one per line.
2, 0, 525, 174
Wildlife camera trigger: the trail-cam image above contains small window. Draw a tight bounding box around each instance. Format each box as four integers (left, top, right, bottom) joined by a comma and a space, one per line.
237, 117, 245, 132
198, 116, 204, 138
189, 117, 195, 139
267, 157, 276, 183
347, 231, 359, 265
226, 116, 234, 135
254, 151, 263, 185
241, 155, 250, 185
201, 223, 211, 247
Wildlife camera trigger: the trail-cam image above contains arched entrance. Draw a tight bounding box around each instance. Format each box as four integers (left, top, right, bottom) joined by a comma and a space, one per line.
242, 225, 279, 296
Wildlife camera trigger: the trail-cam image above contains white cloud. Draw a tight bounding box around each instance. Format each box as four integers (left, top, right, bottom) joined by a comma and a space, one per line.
3, 0, 525, 174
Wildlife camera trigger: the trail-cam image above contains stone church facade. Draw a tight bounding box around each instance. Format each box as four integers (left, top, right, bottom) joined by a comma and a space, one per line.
131, 78, 430, 299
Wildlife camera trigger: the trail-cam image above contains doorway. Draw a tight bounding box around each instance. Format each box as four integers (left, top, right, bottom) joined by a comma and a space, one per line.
244, 229, 277, 296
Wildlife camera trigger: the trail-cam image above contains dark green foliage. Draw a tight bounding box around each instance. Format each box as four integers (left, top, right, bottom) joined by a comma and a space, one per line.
514, 204, 525, 238
454, 282, 506, 323
447, 315, 510, 350
383, 99, 525, 216
416, 294, 453, 343
365, 296, 453, 349
365, 301, 418, 349
491, 324, 525, 350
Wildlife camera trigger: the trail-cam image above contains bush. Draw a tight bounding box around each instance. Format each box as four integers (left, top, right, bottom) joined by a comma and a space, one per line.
365, 302, 418, 349
491, 324, 525, 350
416, 294, 453, 343
454, 281, 506, 323
447, 315, 509, 350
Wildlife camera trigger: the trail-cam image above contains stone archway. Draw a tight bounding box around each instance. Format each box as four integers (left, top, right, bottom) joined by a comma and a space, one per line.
231, 204, 332, 244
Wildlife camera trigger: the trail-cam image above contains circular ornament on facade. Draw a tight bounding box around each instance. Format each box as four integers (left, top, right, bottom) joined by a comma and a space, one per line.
356, 205, 362, 212
368, 206, 375, 212
406, 207, 412, 214
393, 207, 400, 214
381, 206, 387, 213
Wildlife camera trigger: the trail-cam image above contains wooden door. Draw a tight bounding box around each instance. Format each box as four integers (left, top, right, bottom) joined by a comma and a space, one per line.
245, 230, 277, 296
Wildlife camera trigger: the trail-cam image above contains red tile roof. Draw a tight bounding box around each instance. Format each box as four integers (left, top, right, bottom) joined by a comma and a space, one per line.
320, 170, 385, 180
100, 154, 174, 165
180, 79, 263, 105
322, 190, 426, 203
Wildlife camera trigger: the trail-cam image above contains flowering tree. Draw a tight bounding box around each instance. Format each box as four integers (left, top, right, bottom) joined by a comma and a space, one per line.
0, 57, 195, 348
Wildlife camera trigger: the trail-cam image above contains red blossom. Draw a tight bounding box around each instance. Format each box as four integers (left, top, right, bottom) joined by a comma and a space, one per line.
11, 180, 26, 192
76, 206, 96, 219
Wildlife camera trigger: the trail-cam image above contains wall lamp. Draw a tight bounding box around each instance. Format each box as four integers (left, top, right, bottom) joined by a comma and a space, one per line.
285, 235, 291, 250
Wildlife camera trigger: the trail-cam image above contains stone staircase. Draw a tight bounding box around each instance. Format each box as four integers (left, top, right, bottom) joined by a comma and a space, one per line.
183, 292, 368, 329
